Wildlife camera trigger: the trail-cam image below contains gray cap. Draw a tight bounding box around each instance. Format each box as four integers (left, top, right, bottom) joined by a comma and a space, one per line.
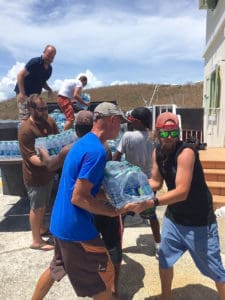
94, 102, 127, 122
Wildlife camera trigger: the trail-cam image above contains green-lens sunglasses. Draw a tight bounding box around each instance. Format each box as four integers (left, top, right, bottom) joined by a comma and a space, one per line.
159, 129, 179, 139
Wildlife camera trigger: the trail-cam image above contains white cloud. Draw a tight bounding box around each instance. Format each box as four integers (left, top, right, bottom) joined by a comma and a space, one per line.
0, 65, 104, 101
110, 80, 129, 86
0, 1, 205, 64
51, 69, 103, 93
0, 62, 24, 101
0, 1, 206, 101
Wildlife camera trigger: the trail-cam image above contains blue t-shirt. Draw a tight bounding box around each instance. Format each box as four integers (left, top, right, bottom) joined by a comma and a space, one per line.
14, 56, 52, 96
50, 132, 107, 241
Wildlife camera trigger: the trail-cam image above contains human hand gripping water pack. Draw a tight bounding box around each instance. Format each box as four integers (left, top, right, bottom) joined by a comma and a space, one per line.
102, 160, 154, 209
35, 129, 78, 156
76, 93, 91, 110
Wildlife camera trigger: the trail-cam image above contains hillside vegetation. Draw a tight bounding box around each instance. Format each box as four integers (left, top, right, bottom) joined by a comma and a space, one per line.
0, 82, 203, 120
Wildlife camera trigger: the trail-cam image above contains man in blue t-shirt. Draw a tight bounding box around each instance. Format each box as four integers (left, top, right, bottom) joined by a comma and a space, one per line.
14, 45, 56, 121
32, 102, 130, 300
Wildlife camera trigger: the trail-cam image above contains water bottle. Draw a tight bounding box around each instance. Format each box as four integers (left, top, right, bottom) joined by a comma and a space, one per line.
123, 170, 140, 197
5, 141, 11, 158
49, 111, 66, 132
76, 93, 91, 110
46, 136, 53, 156
0, 141, 5, 159
103, 160, 154, 208
35, 137, 48, 151
103, 161, 125, 208
11, 141, 17, 157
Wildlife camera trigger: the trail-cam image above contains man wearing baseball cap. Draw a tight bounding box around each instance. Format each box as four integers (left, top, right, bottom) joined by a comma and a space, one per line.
113, 107, 161, 258
32, 102, 131, 300
128, 111, 225, 300
93, 101, 127, 122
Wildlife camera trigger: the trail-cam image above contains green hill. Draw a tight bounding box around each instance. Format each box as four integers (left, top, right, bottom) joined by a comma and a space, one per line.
0, 82, 203, 120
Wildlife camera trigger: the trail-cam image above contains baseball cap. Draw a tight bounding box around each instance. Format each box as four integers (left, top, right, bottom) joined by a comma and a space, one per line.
130, 107, 152, 129
94, 102, 128, 122
75, 110, 93, 126
156, 112, 179, 130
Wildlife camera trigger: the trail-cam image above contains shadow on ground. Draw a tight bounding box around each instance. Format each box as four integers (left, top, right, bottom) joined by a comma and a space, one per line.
120, 253, 145, 300
145, 283, 219, 300
0, 194, 55, 232
123, 233, 156, 257
0, 196, 30, 232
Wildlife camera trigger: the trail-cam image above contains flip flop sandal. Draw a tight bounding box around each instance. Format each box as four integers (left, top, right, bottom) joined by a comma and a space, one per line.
30, 242, 54, 251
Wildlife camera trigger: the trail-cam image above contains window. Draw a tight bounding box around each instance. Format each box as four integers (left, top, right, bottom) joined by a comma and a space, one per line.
209, 65, 221, 111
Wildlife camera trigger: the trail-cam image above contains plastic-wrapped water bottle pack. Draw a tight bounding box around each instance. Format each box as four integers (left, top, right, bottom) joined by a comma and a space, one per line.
35, 129, 78, 156
49, 109, 66, 132
75, 93, 91, 110
0, 140, 21, 160
103, 160, 154, 208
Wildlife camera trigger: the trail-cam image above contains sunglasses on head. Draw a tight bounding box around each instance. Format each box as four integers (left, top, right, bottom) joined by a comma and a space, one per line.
35, 106, 48, 112
159, 129, 179, 139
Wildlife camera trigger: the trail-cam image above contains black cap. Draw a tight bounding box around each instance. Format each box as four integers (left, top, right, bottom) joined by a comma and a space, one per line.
131, 107, 152, 129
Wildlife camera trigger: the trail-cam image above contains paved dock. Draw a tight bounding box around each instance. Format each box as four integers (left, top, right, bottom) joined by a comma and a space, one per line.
0, 185, 225, 299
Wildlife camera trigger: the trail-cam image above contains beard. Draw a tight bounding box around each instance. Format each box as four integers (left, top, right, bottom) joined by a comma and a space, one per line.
33, 112, 48, 124
159, 139, 179, 156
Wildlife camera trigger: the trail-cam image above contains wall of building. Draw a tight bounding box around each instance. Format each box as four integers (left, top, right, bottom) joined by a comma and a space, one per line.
203, 0, 225, 147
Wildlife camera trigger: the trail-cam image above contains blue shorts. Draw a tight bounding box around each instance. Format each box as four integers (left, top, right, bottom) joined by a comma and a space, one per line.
159, 216, 225, 282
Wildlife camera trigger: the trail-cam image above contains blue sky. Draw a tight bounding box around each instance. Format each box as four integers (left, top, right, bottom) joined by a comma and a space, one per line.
0, 0, 206, 101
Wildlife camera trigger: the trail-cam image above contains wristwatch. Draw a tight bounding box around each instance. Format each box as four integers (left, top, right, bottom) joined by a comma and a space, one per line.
153, 196, 159, 207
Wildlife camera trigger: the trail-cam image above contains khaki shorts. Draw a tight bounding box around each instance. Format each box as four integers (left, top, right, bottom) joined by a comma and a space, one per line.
50, 236, 114, 297
17, 96, 30, 120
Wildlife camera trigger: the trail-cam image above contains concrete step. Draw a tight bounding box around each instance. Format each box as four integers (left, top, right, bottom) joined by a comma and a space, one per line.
207, 181, 225, 196
201, 160, 225, 169
204, 169, 225, 182
213, 195, 225, 210
199, 148, 225, 170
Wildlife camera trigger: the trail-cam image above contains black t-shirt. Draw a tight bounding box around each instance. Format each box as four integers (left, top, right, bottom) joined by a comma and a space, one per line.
156, 141, 215, 226
14, 56, 52, 96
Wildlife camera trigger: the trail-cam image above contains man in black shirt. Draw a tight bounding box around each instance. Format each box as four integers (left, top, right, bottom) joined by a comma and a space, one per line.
129, 112, 225, 300
14, 45, 56, 121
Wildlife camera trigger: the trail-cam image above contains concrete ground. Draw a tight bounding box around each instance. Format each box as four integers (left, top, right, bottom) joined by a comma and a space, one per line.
0, 184, 225, 300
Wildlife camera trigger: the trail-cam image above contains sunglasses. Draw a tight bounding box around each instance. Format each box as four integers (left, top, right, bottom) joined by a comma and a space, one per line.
159, 129, 179, 139
35, 106, 48, 112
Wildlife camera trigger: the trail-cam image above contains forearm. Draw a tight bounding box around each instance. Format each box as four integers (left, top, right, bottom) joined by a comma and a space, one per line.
43, 82, 52, 92
45, 156, 64, 171
74, 95, 88, 106
17, 75, 25, 95
156, 187, 189, 206
72, 193, 118, 217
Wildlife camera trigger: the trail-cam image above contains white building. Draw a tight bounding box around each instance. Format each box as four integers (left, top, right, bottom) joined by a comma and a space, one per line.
200, 0, 225, 147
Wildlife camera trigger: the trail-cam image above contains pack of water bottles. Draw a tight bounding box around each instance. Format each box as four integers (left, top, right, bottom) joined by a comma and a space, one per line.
75, 93, 91, 110
49, 109, 66, 132
0, 140, 21, 160
35, 129, 78, 156
102, 160, 154, 208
